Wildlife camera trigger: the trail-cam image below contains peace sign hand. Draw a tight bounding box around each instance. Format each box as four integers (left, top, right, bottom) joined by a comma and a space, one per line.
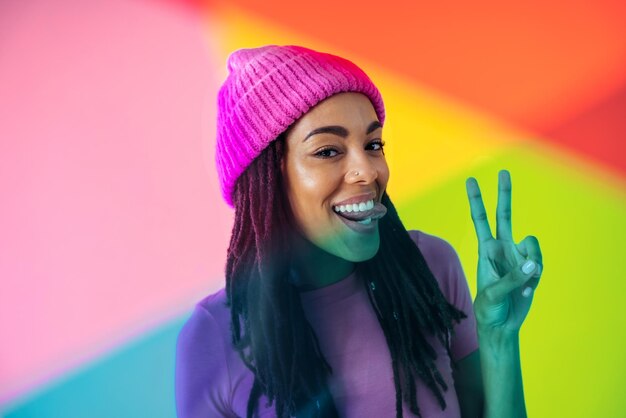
466, 170, 543, 334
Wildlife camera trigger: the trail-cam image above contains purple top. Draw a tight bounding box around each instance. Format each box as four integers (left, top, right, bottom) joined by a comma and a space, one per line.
175, 230, 478, 417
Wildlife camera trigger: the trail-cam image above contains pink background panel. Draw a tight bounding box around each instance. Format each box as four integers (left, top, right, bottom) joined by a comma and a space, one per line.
0, 0, 230, 402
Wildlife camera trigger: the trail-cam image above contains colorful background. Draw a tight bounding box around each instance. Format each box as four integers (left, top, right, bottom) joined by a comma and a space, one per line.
1, 0, 625, 417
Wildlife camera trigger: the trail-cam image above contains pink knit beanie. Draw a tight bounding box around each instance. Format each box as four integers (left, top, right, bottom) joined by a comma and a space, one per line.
215, 45, 386, 208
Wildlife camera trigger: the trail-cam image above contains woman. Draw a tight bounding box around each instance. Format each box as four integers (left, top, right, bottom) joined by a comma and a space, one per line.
175, 45, 543, 418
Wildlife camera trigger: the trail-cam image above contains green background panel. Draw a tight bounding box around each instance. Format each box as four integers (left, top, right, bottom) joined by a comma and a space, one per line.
395, 142, 626, 417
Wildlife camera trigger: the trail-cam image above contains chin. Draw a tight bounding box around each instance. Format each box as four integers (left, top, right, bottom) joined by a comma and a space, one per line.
336, 234, 381, 262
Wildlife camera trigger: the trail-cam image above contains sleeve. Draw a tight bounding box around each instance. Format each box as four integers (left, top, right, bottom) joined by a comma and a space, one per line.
175, 304, 233, 418
407, 230, 479, 362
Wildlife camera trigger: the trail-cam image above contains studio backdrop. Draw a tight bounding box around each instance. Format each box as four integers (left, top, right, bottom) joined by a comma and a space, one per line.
1, 1, 625, 417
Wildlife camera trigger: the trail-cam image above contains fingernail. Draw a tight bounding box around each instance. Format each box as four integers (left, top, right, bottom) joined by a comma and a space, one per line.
522, 286, 533, 297
522, 260, 536, 274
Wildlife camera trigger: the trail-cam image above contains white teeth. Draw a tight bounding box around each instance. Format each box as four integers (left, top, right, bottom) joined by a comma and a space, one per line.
333, 199, 374, 214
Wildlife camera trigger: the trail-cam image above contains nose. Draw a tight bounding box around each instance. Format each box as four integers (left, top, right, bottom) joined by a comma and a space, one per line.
344, 152, 378, 184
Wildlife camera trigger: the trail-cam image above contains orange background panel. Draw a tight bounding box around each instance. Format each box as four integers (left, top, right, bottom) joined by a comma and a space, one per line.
202, 0, 626, 132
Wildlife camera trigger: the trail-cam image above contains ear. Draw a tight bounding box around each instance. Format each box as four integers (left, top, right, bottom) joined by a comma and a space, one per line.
278, 131, 288, 175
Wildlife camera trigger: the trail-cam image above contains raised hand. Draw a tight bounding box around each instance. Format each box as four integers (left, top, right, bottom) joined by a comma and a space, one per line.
465, 170, 543, 334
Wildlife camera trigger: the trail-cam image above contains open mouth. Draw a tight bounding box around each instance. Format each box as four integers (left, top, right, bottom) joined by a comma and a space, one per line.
332, 200, 388, 226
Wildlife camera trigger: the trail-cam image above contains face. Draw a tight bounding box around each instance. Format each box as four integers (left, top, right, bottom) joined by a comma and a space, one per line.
282, 92, 390, 262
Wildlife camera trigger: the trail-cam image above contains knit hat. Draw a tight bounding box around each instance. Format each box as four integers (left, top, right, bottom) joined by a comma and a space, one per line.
215, 45, 386, 208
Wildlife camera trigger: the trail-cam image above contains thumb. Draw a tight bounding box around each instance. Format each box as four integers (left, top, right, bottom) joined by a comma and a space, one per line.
482, 259, 538, 304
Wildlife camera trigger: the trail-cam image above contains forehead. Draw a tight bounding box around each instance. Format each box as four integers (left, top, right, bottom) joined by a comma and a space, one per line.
288, 92, 378, 136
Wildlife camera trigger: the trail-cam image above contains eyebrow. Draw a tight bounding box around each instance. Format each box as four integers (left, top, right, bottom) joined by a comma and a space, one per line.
303, 120, 382, 142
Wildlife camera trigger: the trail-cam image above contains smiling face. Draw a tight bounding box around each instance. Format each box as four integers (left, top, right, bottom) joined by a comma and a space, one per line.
281, 92, 390, 262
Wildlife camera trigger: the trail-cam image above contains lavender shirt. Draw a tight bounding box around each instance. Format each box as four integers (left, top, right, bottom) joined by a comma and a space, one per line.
175, 230, 478, 417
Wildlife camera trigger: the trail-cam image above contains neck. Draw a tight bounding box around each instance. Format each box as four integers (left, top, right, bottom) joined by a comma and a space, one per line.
289, 233, 355, 291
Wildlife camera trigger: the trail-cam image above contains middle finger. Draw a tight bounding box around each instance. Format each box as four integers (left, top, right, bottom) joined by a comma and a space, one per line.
496, 169, 513, 241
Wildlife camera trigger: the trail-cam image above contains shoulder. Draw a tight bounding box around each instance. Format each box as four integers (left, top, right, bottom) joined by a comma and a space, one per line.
406, 229, 467, 304
407, 230, 478, 360
177, 288, 230, 352
406, 229, 456, 252
406, 229, 461, 272
175, 287, 234, 416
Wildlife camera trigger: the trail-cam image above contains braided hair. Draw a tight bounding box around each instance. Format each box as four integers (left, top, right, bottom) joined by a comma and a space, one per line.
225, 134, 467, 418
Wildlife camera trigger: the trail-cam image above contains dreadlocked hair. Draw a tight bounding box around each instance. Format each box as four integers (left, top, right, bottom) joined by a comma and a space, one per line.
356, 193, 468, 417
225, 134, 468, 418
225, 133, 337, 418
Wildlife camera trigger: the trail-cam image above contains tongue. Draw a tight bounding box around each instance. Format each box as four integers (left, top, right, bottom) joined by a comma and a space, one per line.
337, 202, 387, 221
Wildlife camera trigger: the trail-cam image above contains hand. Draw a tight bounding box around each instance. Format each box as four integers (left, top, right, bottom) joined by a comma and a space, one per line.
465, 170, 543, 334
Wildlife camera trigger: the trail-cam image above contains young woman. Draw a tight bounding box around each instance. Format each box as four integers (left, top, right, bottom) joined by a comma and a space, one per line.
175, 45, 543, 418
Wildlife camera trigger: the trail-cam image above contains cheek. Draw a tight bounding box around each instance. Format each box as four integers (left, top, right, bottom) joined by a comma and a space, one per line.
289, 170, 340, 226
292, 162, 334, 197
377, 159, 390, 185
287, 169, 324, 214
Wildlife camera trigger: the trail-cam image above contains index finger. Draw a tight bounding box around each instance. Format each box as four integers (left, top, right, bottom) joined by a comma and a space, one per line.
466, 177, 493, 244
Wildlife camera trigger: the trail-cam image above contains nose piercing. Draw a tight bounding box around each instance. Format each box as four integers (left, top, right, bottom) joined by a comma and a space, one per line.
353, 170, 360, 176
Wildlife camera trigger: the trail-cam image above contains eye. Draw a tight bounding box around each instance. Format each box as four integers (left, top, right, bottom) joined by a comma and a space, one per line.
367, 139, 386, 152
314, 147, 339, 159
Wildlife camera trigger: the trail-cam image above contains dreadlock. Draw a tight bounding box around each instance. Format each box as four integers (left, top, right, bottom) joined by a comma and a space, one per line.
225, 134, 467, 418
357, 195, 468, 416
